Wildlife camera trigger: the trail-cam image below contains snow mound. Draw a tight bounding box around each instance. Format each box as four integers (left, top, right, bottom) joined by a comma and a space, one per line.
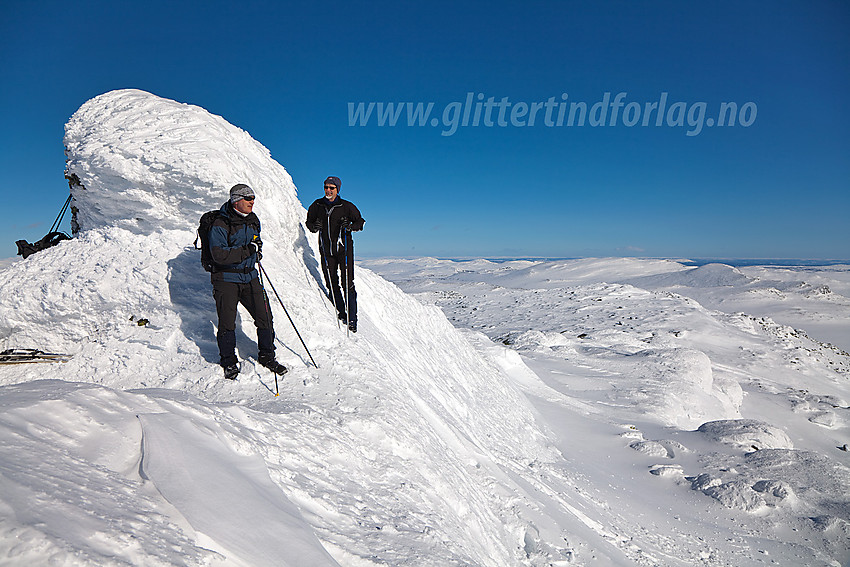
627, 263, 756, 289
687, 446, 850, 526
587, 345, 737, 429
701, 480, 768, 512
507, 330, 737, 428
64, 89, 302, 237
697, 419, 794, 451
673, 263, 755, 287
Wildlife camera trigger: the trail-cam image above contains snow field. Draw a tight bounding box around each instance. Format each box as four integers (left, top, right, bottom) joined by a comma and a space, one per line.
364, 256, 850, 566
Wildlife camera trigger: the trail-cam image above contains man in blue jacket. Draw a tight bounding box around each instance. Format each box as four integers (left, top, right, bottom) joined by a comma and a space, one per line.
306, 176, 365, 332
209, 183, 287, 380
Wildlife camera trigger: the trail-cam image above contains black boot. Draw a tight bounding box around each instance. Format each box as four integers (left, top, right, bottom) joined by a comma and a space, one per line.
223, 363, 240, 380
258, 353, 288, 375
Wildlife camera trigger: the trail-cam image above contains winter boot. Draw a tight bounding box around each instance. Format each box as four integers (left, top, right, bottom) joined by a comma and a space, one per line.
223, 363, 240, 380
258, 353, 288, 375
348, 320, 357, 333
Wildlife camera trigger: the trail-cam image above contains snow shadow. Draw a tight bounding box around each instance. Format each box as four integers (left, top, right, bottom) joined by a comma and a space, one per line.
294, 223, 327, 295
166, 247, 256, 365
168, 245, 314, 366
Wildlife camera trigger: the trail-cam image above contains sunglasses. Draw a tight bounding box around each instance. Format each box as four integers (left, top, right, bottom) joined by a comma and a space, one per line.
242, 195, 255, 201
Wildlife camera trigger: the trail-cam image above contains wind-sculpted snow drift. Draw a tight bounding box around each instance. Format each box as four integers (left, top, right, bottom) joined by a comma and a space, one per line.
0, 90, 562, 566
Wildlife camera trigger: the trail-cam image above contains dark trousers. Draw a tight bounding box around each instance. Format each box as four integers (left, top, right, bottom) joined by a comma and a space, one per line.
212, 278, 274, 367
320, 248, 357, 323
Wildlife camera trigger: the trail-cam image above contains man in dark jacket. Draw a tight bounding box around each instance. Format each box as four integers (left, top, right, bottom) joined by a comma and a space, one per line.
306, 176, 365, 332
209, 183, 287, 379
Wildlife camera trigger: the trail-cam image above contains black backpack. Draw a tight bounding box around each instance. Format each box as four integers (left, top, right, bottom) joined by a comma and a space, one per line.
16, 231, 71, 259
195, 210, 224, 272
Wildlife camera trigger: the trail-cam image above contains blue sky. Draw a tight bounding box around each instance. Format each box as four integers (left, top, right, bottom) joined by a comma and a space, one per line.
1, 0, 848, 260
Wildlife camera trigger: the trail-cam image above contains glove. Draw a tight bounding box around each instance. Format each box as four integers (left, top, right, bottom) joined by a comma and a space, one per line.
340, 217, 352, 230
248, 240, 263, 260
310, 220, 322, 233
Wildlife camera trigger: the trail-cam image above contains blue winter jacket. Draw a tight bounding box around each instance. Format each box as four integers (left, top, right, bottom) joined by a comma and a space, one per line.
208, 201, 261, 283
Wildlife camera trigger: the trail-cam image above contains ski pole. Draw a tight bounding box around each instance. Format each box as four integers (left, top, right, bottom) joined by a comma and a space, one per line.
319, 232, 341, 329
256, 263, 280, 396
50, 194, 72, 233
343, 228, 350, 337
257, 261, 319, 369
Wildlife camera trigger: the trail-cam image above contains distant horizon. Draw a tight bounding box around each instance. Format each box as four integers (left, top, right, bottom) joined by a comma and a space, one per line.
359, 254, 850, 266
5, 250, 850, 269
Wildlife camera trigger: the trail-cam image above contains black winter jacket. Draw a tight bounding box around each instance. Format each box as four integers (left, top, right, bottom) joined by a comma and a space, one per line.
209, 201, 261, 283
306, 197, 364, 256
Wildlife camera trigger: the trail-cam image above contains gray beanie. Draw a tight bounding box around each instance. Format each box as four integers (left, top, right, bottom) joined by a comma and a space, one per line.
230, 183, 255, 203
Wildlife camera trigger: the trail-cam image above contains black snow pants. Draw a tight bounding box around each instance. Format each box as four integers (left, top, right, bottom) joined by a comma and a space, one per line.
320, 246, 357, 324
212, 278, 274, 367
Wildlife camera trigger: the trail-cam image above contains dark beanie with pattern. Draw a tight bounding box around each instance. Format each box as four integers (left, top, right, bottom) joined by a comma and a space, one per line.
230, 183, 255, 203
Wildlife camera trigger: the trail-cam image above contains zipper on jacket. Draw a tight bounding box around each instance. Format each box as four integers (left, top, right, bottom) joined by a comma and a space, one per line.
324, 203, 343, 255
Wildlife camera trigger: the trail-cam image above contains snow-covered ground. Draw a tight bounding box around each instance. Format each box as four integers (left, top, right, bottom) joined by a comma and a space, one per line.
0, 90, 847, 566
362, 257, 850, 566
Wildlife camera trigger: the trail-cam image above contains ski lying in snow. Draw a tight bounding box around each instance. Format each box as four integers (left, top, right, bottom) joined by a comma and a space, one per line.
0, 349, 72, 364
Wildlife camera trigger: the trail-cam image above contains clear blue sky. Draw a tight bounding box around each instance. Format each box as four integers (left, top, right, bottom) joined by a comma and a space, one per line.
1, 0, 848, 260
